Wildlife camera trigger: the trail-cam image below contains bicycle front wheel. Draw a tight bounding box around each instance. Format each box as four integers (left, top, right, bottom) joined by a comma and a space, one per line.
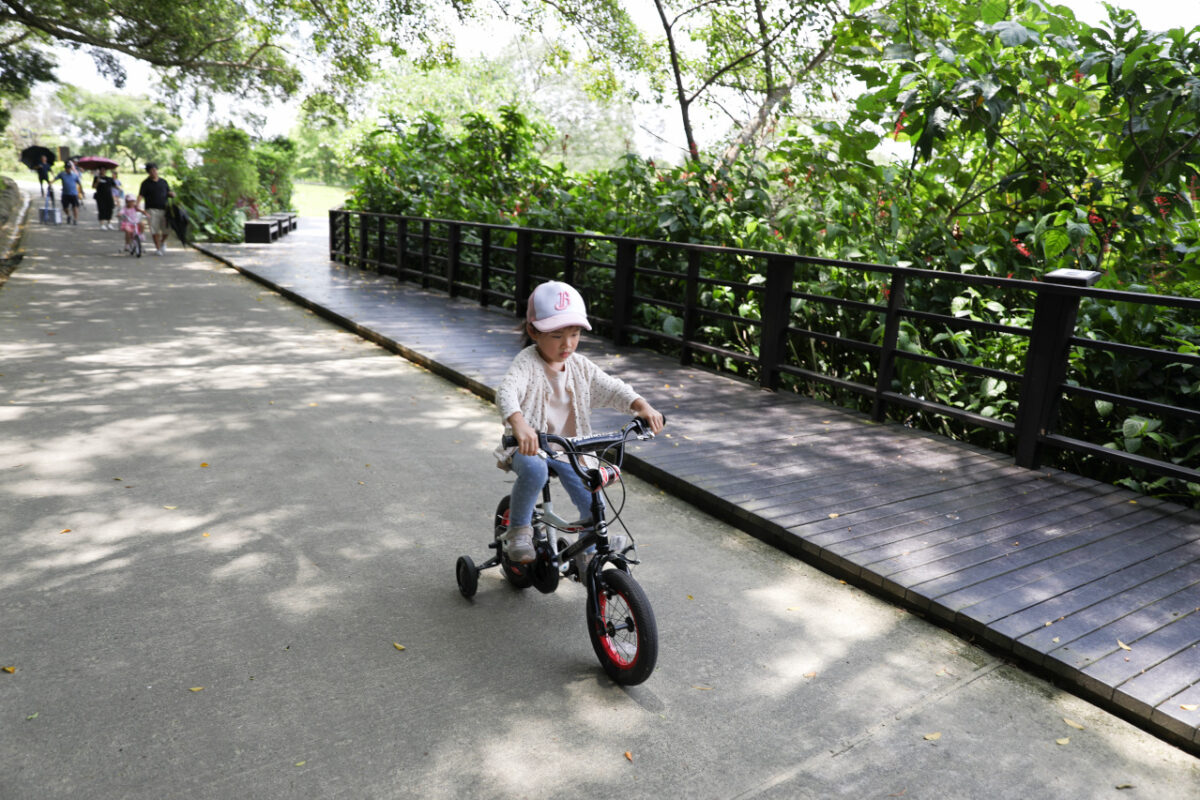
586, 568, 657, 685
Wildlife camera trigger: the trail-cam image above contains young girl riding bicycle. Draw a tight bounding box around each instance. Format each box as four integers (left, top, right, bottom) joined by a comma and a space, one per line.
118, 195, 147, 253
493, 281, 665, 564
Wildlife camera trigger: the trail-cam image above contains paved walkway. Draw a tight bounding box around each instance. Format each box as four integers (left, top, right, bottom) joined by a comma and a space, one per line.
3, 203, 1199, 798
197, 217, 1200, 754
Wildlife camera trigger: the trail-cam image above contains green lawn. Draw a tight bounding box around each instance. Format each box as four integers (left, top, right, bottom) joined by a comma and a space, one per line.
292, 182, 349, 218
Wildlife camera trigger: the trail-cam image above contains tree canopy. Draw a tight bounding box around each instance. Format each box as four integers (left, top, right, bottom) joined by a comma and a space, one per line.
0, 0, 474, 125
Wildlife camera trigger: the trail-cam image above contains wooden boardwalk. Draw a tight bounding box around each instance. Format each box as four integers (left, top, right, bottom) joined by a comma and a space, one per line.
198, 228, 1200, 752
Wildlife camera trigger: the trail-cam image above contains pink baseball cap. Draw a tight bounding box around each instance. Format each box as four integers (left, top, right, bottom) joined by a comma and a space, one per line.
526, 281, 592, 332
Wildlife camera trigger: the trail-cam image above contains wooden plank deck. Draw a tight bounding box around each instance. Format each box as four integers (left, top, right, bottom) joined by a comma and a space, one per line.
198, 230, 1200, 752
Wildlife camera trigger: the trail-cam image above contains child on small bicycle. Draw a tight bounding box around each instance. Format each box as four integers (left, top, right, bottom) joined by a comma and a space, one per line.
494, 280, 665, 564
118, 194, 146, 253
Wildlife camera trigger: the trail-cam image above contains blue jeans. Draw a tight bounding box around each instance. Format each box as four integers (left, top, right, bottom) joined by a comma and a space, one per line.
508, 453, 599, 527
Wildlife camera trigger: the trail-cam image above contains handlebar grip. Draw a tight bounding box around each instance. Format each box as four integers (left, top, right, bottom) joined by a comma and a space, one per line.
502, 433, 550, 450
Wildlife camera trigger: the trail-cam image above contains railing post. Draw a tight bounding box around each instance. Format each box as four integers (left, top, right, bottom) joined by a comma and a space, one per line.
342, 211, 351, 265
1013, 268, 1101, 469
479, 227, 493, 307
612, 240, 638, 346
872, 271, 909, 421
328, 209, 339, 261
759, 257, 795, 390
376, 214, 387, 272
420, 219, 432, 288
357, 212, 368, 268
514, 229, 533, 318
447, 222, 461, 297
396, 218, 407, 278
682, 249, 700, 366
563, 236, 576, 285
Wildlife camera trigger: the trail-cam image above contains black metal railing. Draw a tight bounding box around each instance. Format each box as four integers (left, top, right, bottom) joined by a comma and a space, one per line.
329, 209, 1200, 494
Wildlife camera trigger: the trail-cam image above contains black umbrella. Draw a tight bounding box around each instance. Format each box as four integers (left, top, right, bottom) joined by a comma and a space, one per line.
20, 145, 56, 170
167, 201, 190, 245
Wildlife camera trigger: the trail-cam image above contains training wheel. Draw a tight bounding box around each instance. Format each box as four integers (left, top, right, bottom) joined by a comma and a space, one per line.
455, 555, 479, 598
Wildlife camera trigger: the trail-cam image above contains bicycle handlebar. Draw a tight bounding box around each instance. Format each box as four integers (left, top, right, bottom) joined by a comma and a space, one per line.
501, 415, 665, 454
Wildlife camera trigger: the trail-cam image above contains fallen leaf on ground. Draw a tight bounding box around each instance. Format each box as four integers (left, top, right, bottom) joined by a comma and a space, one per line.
1117, 640, 1132, 651
189, 687, 204, 692
1062, 718, 1085, 730
163, 506, 177, 510
295, 761, 306, 767
624, 751, 633, 762
200, 463, 209, 468
393, 643, 405, 651
2, 666, 15, 673
691, 685, 713, 691
59, 529, 70, 534
804, 672, 817, 679
26, 712, 37, 720
1116, 784, 1134, 790
1056, 737, 1070, 746
828, 513, 839, 519
923, 732, 941, 741
1181, 704, 1199, 711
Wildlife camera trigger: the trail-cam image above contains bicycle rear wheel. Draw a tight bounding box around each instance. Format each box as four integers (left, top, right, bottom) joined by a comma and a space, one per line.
494, 495, 532, 589
586, 568, 657, 685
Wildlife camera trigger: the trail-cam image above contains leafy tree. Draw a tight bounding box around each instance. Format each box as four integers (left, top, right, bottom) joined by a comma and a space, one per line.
0, 37, 55, 135
520, 0, 847, 161
802, 0, 1200, 287
253, 136, 297, 213
56, 86, 181, 172
0, 0, 480, 104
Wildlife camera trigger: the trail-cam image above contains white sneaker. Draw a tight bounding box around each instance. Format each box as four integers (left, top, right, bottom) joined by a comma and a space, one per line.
501, 525, 535, 564
153, 248, 162, 256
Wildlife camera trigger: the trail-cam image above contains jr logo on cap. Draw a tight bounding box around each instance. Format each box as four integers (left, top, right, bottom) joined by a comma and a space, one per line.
555, 291, 571, 311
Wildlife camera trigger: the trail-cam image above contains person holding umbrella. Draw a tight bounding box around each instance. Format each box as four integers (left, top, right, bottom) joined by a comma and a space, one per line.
36, 155, 53, 197
93, 168, 117, 229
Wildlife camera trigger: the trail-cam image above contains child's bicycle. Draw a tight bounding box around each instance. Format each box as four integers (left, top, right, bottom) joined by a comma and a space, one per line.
128, 226, 144, 258
455, 416, 663, 685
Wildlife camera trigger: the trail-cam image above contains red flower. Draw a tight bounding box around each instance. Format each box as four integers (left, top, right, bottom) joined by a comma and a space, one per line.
1088, 211, 1103, 226
1037, 179, 1049, 195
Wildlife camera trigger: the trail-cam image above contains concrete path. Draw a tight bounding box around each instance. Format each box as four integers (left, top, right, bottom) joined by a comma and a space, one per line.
2, 206, 1198, 798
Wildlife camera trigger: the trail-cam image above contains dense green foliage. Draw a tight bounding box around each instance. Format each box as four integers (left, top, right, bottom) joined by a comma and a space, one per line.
346, 1, 1200, 502
174, 128, 296, 243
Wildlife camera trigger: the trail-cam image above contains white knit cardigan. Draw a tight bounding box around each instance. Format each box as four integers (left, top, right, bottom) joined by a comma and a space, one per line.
493, 345, 642, 467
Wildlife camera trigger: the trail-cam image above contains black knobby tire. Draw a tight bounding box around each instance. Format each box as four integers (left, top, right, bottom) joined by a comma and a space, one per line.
133, 237, 141, 258
455, 555, 478, 598
586, 568, 658, 685
494, 495, 532, 589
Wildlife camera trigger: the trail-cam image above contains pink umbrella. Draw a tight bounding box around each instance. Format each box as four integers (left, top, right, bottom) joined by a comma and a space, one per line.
75, 156, 120, 171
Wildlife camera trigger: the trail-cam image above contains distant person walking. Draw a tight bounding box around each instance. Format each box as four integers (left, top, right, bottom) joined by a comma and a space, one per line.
36, 155, 52, 197
93, 169, 117, 229
110, 169, 123, 207
136, 163, 175, 256
52, 162, 83, 225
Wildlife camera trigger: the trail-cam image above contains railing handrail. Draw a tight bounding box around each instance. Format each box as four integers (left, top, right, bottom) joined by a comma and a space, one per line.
327, 208, 1200, 499
341, 210, 1200, 311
